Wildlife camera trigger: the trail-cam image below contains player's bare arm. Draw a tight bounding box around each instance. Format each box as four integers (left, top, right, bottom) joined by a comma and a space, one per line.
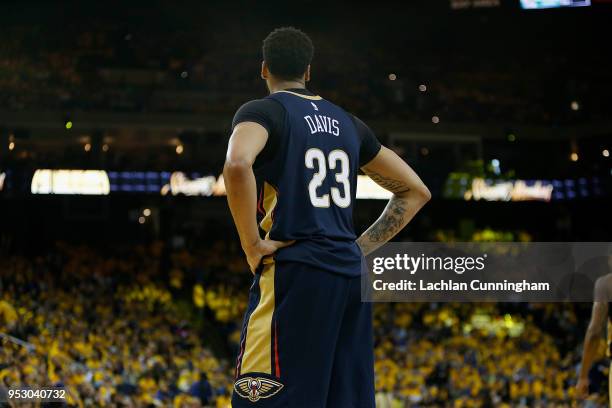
223, 121, 293, 272
576, 276, 610, 398
357, 146, 431, 256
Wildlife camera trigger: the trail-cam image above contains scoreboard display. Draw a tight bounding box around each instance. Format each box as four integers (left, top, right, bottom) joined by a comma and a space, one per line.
520, 0, 590, 8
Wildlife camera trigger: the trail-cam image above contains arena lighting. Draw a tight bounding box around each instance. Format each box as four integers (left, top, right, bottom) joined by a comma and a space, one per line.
65, 121, 73, 130
31, 169, 110, 195
143, 208, 152, 217
491, 159, 501, 175
603, 149, 610, 158
138, 216, 146, 224
0, 172, 5, 191
160, 172, 223, 196
418, 84, 427, 92
451, 173, 603, 201
388, 73, 397, 81
356, 175, 392, 199
84, 143, 91, 152
570, 152, 579, 162
464, 178, 554, 202
102, 144, 109, 152
571, 101, 580, 111
432, 116, 440, 124
507, 133, 516, 142
180, 71, 188, 79
520, 0, 590, 8
8, 133, 16, 150
175, 144, 184, 155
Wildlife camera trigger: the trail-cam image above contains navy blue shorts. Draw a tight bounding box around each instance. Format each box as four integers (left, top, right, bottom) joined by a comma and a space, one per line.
232, 258, 375, 408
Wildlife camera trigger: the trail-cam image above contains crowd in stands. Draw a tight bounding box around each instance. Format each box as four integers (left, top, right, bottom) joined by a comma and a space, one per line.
0, 242, 237, 407
1, 11, 609, 125
370, 302, 604, 407
0, 238, 607, 407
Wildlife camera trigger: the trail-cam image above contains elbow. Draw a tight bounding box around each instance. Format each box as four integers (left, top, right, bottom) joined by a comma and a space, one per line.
416, 184, 432, 204
395, 183, 431, 205
223, 158, 252, 181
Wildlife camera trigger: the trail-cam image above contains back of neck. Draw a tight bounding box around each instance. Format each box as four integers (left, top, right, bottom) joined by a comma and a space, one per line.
269, 80, 306, 94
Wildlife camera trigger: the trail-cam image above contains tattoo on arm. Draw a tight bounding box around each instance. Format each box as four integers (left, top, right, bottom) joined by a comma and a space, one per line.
364, 170, 411, 195
363, 197, 407, 243
357, 170, 413, 255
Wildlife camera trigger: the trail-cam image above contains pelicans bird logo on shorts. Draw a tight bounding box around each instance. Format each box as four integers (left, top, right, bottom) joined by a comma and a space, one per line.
234, 377, 284, 402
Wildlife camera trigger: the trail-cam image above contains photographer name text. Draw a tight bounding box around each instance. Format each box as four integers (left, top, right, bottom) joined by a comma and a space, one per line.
372, 279, 550, 293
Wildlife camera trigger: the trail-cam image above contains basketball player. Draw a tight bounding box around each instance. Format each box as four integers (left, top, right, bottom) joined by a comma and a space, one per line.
224, 27, 430, 407
576, 274, 612, 405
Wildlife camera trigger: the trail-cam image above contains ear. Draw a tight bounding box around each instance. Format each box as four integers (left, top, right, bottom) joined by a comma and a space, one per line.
261, 61, 269, 80
304, 65, 311, 82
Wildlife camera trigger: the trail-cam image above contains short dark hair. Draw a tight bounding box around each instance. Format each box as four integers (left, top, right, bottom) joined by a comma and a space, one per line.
262, 27, 314, 80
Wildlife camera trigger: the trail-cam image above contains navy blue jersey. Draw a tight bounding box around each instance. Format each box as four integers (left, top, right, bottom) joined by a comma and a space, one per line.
252, 90, 367, 276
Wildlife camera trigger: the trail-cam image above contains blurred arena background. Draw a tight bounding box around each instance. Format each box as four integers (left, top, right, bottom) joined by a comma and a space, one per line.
1, 0, 612, 406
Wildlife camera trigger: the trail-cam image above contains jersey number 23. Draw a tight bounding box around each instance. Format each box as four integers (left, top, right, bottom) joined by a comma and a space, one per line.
305, 148, 351, 208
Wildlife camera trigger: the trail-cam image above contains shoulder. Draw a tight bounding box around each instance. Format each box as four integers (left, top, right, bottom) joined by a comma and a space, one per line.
235, 98, 282, 114
349, 113, 382, 165
232, 98, 285, 131
595, 273, 612, 287
594, 274, 612, 301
